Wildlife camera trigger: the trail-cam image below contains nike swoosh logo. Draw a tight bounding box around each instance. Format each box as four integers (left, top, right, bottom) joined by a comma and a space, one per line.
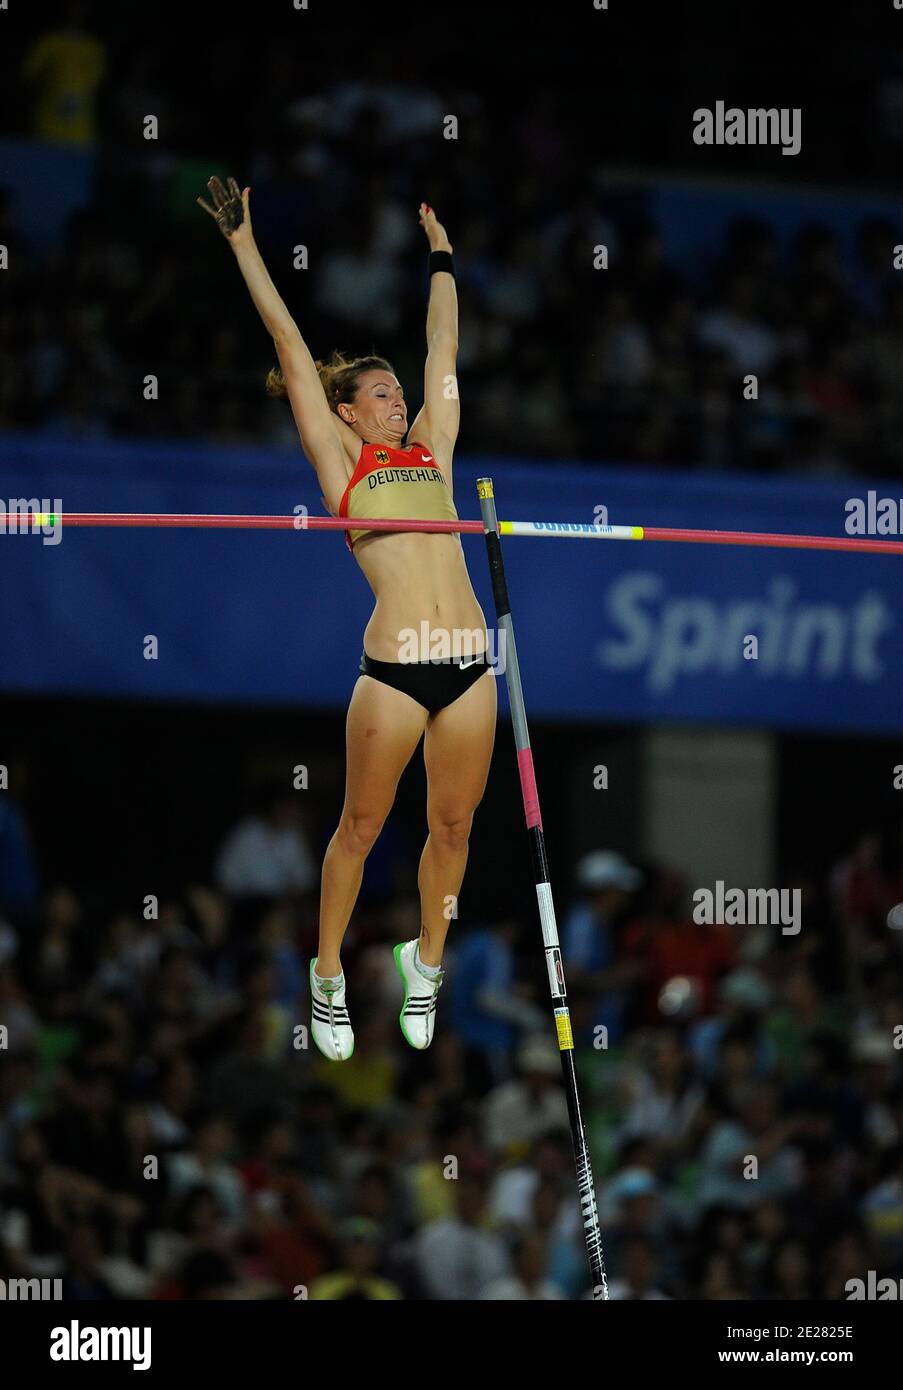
421, 454, 433, 462
458, 656, 482, 669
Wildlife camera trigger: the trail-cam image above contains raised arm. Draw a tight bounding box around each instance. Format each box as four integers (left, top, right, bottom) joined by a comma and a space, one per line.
197, 176, 350, 507
408, 204, 460, 478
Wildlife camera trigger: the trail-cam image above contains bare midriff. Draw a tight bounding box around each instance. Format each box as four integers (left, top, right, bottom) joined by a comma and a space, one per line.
353, 529, 489, 663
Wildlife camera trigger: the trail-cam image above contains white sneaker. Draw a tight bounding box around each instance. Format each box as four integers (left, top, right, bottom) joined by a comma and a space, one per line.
393, 940, 443, 1050
309, 960, 354, 1061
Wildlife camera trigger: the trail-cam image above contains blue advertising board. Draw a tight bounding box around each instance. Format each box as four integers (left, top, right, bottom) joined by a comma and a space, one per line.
0, 432, 900, 733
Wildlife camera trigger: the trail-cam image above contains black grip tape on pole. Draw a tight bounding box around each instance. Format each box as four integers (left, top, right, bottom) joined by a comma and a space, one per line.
483, 529, 511, 619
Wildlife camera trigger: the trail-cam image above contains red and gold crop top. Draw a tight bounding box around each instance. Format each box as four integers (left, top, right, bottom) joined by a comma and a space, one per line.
337, 440, 459, 552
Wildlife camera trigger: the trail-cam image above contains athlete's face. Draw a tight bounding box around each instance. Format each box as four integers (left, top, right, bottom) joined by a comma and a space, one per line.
341, 370, 408, 442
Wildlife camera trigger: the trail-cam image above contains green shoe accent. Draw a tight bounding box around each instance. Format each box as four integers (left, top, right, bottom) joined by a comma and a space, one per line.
393, 942, 417, 1050
393, 942, 442, 1050
309, 959, 355, 1062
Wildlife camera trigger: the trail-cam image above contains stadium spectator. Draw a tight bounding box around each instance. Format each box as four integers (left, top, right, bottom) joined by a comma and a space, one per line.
213, 784, 317, 899
411, 1168, 509, 1300
21, 2, 107, 146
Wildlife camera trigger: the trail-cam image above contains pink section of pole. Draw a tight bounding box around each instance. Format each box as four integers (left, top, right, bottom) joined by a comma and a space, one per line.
516, 748, 543, 830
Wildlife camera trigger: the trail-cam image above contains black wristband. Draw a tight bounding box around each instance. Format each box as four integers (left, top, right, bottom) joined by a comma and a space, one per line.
429, 250, 455, 277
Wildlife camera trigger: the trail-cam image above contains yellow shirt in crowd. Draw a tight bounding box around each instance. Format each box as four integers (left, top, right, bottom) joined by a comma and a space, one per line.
23, 30, 107, 144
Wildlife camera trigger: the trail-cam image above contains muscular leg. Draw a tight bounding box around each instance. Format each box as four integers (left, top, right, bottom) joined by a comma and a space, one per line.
317, 675, 428, 977
417, 670, 497, 967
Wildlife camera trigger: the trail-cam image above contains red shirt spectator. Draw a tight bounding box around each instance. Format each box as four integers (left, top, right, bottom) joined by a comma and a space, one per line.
622, 915, 737, 1022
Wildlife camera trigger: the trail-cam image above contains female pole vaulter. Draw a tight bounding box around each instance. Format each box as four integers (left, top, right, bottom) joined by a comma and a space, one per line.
198, 176, 496, 1061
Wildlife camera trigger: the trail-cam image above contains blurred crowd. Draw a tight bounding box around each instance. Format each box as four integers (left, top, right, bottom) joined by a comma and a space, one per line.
2, 766, 903, 1300
4, 4, 903, 1305
3, 5, 903, 475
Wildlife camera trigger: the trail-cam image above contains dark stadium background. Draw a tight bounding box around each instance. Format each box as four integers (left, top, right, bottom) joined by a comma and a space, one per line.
2, 0, 903, 1306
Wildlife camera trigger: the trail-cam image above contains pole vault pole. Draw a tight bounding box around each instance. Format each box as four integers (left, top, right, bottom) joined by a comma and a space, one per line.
476, 476, 608, 1301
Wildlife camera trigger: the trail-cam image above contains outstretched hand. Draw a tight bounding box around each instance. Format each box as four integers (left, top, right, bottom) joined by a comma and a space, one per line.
197, 176, 252, 245
418, 202, 452, 253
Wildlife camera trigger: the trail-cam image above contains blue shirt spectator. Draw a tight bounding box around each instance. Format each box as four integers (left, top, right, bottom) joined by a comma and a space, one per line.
0, 796, 40, 922
450, 921, 544, 1080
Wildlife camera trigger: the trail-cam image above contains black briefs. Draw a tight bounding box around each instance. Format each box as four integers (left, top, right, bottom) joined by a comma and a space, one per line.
359, 650, 491, 715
